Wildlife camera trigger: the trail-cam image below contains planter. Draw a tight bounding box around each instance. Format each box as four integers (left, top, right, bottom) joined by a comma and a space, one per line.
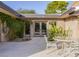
55, 38, 64, 49
56, 41, 63, 49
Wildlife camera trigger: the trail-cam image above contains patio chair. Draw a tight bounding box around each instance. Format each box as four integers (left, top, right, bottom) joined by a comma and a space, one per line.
44, 35, 49, 48
44, 35, 56, 49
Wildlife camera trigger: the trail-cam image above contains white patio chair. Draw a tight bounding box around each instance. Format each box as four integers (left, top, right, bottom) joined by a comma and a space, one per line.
44, 35, 56, 49
44, 35, 49, 48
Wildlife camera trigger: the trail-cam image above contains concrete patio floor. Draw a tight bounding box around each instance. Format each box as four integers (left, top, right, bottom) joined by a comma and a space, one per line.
0, 37, 46, 57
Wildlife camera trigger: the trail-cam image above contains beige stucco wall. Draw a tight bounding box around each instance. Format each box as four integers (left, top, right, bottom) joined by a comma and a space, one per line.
28, 17, 79, 41
57, 18, 79, 40
48, 18, 79, 40
64, 18, 79, 40
48, 19, 65, 30
56, 20, 65, 29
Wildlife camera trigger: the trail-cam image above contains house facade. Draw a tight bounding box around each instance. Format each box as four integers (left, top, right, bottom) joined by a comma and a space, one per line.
23, 13, 79, 41
0, 1, 79, 41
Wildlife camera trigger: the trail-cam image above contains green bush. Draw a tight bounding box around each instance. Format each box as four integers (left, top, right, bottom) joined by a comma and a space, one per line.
48, 22, 69, 41
0, 12, 29, 41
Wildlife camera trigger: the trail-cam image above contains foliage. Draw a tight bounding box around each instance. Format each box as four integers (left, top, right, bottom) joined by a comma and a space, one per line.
48, 22, 70, 41
0, 12, 25, 40
17, 9, 36, 14
45, 1, 69, 14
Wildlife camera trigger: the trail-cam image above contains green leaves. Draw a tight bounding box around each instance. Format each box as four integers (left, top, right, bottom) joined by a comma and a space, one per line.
17, 9, 36, 14
45, 1, 69, 14
48, 22, 70, 41
0, 12, 25, 40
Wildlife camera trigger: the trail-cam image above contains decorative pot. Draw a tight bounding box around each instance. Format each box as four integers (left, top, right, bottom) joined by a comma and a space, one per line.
56, 41, 63, 49
55, 38, 64, 49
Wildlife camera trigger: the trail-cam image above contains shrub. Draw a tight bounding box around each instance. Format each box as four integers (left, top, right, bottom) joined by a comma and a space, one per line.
48, 22, 70, 41
0, 12, 30, 41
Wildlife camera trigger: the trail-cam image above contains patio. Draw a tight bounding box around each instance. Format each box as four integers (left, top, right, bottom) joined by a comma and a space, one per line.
0, 37, 46, 57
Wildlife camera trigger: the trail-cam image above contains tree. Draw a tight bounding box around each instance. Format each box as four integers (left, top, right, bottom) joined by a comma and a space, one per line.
45, 1, 69, 14
17, 9, 36, 14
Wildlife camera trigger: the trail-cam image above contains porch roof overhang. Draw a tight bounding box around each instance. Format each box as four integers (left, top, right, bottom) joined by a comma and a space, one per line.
21, 14, 77, 20
21, 14, 62, 19
21, 7, 78, 19
0, 2, 25, 20
0, 2, 17, 17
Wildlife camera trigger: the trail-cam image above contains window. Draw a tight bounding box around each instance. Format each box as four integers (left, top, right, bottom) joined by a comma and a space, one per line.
42, 23, 46, 35
35, 23, 40, 32
34, 22, 47, 35
25, 23, 30, 34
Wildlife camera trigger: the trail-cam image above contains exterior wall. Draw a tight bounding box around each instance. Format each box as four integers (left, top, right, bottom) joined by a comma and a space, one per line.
64, 17, 79, 40
56, 20, 65, 29
25, 17, 79, 41
0, 20, 2, 42
0, 20, 6, 42
0, 20, 9, 42
47, 19, 65, 39
47, 17, 79, 40
47, 19, 65, 30
56, 17, 79, 40
77, 19, 79, 40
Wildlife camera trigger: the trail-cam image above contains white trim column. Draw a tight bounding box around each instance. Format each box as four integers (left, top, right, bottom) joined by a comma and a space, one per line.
47, 21, 49, 37
30, 21, 34, 37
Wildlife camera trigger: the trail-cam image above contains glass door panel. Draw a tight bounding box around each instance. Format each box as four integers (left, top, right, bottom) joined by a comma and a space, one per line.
35, 23, 40, 35
25, 23, 30, 35
42, 23, 46, 35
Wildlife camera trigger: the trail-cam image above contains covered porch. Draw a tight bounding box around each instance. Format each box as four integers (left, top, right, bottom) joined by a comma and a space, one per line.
22, 14, 65, 39
23, 19, 48, 38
